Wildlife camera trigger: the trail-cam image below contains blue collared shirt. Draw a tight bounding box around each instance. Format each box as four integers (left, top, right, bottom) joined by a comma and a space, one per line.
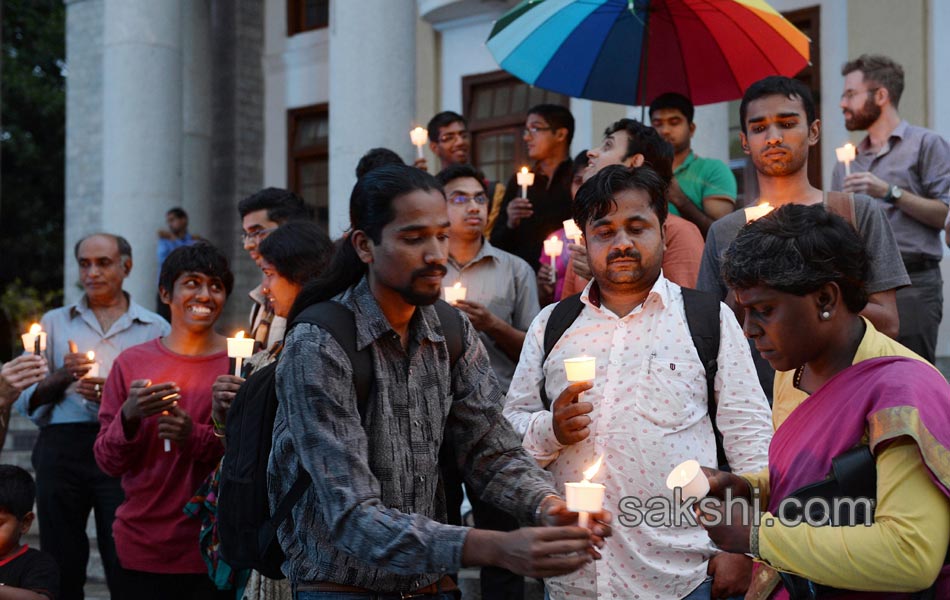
15, 295, 169, 427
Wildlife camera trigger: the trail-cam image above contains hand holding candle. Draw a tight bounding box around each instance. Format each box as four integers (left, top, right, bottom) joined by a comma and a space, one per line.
835, 142, 856, 176
227, 331, 255, 376
665, 459, 710, 503
566, 455, 606, 529
443, 281, 467, 305
21, 323, 46, 355
410, 126, 428, 160
83, 351, 100, 379
543, 235, 564, 284
516, 166, 535, 199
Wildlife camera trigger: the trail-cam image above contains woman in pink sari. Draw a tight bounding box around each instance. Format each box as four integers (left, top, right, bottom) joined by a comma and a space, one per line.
698, 204, 950, 599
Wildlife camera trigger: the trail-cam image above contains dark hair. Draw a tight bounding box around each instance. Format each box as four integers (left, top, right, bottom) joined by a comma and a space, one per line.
649, 92, 695, 123
237, 188, 310, 222
573, 164, 669, 230
435, 164, 485, 192
427, 111, 467, 142
721, 204, 869, 313
166, 207, 187, 219
355, 148, 405, 179
528, 104, 575, 145
258, 222, 334, 286
739, 76, 816, 133
0, 465, 35, 518
74, 233, 133, 261
842, 54, 904, 109
159, 242, 235, 298
572, 149, 590, 175
603, 119, 674, 183
289, 164, 443, 321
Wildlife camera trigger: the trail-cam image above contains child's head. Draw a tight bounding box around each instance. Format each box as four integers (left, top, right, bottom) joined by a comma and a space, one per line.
158, 243, 234, 332
0, 465, 36, 554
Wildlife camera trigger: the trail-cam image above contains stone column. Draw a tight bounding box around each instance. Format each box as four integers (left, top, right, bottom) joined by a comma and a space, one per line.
181, 0, 213, 239
64, 0, 104, 304
328, 0, 418, 236
102, 0, 182, 306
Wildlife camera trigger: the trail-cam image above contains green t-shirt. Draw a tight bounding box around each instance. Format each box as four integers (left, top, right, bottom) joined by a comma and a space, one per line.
668, 151, 737, 216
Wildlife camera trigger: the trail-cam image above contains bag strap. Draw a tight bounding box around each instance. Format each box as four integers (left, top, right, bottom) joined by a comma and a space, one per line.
432, 299, 465, 369
539, 294, 586, 410
681, 288, 727, 470
824, 192, 857, 229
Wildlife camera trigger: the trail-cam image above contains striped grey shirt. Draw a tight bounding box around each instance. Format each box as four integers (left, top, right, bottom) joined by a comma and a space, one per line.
268, 277, 558, 591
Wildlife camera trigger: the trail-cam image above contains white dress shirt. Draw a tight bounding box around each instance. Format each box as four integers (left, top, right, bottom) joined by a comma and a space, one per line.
504, 274, 772, 599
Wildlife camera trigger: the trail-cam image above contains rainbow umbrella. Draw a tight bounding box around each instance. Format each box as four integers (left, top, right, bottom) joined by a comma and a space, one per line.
486, 0, 810, 106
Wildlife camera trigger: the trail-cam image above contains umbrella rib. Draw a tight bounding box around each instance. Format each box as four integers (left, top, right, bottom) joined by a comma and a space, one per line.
577, 3, 631, 101
696, 0, 795, 86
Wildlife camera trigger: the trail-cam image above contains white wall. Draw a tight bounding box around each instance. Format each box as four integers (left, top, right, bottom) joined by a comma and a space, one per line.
262, 0, 329, 188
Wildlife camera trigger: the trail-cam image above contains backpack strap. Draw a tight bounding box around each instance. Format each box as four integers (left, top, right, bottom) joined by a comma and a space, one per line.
681, 288, 728, 470
539, 294, 586, 410
824, 192, 857, 229
432, 299, 465, 369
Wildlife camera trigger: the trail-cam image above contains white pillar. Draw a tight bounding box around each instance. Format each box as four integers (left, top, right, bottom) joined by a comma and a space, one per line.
64, 0, 105, 304
181, 0, 212, 240
328, 0, 417, 237
102, 0, 182, 305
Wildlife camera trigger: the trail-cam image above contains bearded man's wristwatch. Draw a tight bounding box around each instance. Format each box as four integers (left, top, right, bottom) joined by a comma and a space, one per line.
883, 184, 903, 204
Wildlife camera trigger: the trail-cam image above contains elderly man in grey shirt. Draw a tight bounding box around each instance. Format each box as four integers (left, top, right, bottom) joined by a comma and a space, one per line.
833, 54, 950, 363
269, 164, 609, 598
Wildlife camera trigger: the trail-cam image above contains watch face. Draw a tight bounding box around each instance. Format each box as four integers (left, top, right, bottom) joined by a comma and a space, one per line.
891, 185, 903, 200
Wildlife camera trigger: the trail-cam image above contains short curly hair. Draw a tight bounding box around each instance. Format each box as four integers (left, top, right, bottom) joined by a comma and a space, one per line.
721, 204, 869, 313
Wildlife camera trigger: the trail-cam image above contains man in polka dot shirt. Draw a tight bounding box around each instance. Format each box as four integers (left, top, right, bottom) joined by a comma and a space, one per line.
505, 165, 772, 600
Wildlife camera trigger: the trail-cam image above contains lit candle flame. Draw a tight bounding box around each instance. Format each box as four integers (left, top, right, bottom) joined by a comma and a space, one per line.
29, 323, 41, 334
583, 455, 604, 482
521, 166, 529, 175
234, 330, 246, 339
87, 351, 95, 361
453, 282, 461, 289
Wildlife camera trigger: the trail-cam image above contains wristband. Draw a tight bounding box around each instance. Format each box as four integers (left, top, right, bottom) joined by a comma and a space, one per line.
750, 523, 761, 558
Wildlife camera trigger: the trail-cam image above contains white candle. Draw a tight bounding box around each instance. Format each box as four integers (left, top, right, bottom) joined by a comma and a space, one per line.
410, 126, 428, 160
566, 455, 606, 528
516, 166, 535, 199
443, 281, 467, 305
665, 459, 710, 503
543, 235, 564, 283
744, 201, 774, 224
21, 323, 46, 355
227, 330, 255, 376
563, 219, 583, 245
835, 142, 856, 176
564, 356, 596, 382
84, 351, 100, 379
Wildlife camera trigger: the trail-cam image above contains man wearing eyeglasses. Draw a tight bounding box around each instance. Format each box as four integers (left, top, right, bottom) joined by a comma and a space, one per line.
491, 104, 575, 272
436, 163, 540, 600
237, 188, 310, 351
832, 54, 950, 363
418, 111, 508, 235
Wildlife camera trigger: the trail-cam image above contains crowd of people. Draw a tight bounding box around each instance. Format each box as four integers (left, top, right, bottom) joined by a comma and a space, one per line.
1, 54, 949, 600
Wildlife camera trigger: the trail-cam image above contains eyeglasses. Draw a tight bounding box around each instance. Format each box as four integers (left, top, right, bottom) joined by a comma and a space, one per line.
840, 88, 879, 101
438, 131, 470, 144
241, 226, 277, 243
523, 126, 554, 137
448, 193, 489, 206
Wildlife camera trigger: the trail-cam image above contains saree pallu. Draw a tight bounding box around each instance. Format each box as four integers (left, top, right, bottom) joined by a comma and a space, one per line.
750, 357, 950, 600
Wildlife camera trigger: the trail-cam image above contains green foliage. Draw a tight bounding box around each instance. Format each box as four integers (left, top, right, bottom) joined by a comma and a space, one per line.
1, 0, 67, 291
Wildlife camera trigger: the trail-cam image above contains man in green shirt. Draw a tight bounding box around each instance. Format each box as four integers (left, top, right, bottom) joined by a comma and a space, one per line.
650, 92, 737, 237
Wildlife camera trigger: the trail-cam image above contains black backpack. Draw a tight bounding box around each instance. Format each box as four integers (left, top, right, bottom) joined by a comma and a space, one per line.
216, 299, 464, 579
538, 288, 729, 470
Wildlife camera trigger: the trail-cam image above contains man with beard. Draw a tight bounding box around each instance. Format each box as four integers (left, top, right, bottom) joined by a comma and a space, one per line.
650, 92, 737, 236
832, 54, 950, 363
504, 165, 772, 600
698, 76, 908, 404
269, 164, 611, 597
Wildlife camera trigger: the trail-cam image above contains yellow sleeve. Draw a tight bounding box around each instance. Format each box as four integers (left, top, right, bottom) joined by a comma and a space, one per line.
741, 466, 770, 508
757, 439, 950, 592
